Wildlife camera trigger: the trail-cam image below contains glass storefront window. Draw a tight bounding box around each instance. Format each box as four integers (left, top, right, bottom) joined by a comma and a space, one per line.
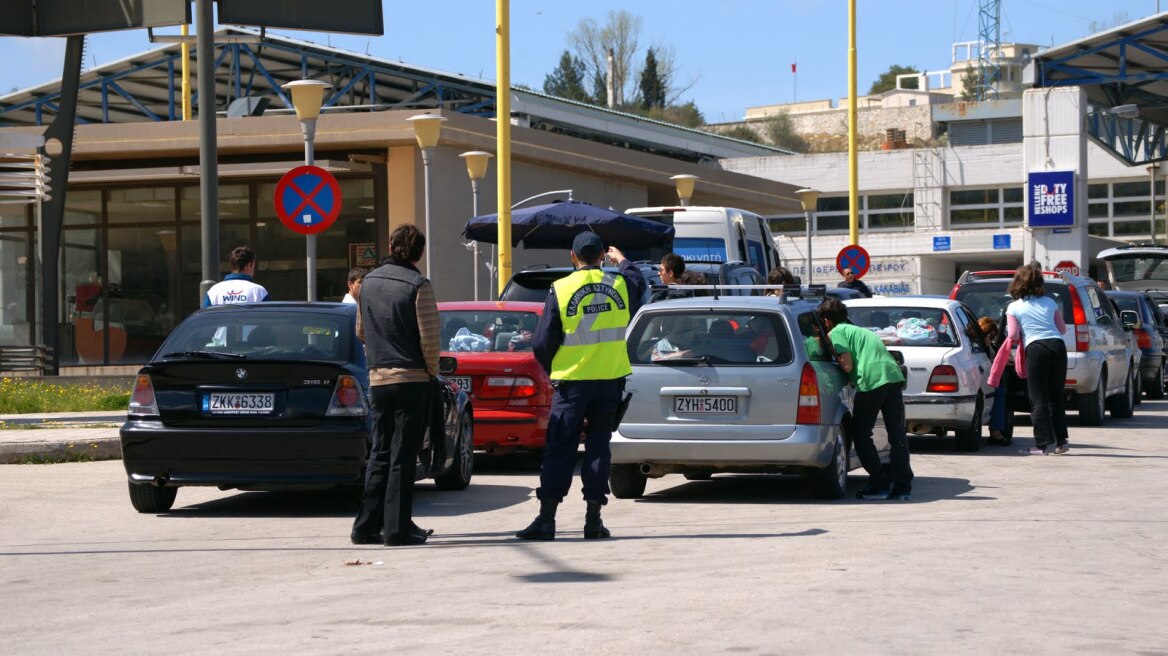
0, 230, 32, 345
951, 189, 998, 205
0, 204, 29, 229
103, 226, 181, 362
61, 228, 101, 365
108, 186, 175, 224
64, 189, 101, 225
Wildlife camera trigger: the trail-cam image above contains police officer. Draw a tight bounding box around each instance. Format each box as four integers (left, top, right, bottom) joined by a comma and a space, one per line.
516, 232, 647, 540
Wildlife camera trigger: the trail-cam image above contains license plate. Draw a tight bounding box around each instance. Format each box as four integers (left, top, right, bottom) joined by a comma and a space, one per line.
674, 396, 737, 414
449, 376, 472, 392
204, 392, 275, 415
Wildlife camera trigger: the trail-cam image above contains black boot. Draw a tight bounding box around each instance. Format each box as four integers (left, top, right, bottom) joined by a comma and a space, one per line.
516, 499, 557, 540
584, 501, 611, 539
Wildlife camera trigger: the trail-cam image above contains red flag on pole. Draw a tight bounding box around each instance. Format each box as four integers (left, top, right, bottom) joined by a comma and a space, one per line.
791, 62, 797, 73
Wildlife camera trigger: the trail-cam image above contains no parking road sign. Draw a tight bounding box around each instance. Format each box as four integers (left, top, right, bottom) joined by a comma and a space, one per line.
274, 165, 343, 235
836, 244, 871, 279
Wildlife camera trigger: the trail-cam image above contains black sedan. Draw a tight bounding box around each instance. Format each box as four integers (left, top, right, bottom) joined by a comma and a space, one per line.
120, 302, 474, 513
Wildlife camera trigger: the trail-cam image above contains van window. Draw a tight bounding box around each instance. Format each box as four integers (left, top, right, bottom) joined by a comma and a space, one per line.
747, 240, 766, 275
755, 217, 775, 271
674, 237, 727, 263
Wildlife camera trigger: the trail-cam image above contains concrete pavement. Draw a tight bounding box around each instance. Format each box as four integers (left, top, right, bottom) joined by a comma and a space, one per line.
0, 411, 123, 463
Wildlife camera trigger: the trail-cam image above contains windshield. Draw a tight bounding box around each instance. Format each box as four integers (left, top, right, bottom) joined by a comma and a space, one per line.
629, 311, 792, 365
847, 306, 960, 347
673, 237, 727, 263
955, 281, 1074, 324
160, 311, 352, 362
441, 310, 540, 352
1104, 254, 1168, 286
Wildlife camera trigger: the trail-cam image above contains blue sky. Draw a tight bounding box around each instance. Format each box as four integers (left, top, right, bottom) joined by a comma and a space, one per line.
0, 0, 1161, 123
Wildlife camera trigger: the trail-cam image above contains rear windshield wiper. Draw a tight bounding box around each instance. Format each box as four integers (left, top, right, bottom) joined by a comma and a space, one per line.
655, 355, 711, 366
160, 350, 245, 360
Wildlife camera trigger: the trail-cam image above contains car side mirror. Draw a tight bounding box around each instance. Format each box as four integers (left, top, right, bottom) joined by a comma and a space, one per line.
1120, 310, 1140, 331
438, 355, 458, 375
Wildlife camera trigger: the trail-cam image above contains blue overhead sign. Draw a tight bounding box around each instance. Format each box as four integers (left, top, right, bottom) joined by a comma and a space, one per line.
933, 236, 951, 251
993, 234, 1011, 250
1027, 170, 1075, 228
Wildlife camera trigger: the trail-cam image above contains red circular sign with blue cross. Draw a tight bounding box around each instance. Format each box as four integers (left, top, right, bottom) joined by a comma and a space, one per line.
835, 244, 871, 279
274, 165, 343, 235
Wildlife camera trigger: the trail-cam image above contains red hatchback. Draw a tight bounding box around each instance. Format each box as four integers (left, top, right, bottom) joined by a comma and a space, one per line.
438, 301, 553, 454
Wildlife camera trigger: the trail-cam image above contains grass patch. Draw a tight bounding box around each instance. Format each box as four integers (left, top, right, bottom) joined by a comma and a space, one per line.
13, 451, 98, 464
0, 377, 131, 414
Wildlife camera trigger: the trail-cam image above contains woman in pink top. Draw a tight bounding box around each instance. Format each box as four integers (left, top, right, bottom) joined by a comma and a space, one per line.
987, 266, 1069, 455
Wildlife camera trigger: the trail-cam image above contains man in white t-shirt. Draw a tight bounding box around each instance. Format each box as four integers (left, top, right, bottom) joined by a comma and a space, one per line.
204, 246, 268, 307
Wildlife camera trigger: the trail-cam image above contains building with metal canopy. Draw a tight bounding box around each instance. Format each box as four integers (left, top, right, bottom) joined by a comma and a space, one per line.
0, 27, 800, 371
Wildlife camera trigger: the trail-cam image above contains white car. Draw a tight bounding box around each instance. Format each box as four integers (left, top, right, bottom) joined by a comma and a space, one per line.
843, 297, 993, 451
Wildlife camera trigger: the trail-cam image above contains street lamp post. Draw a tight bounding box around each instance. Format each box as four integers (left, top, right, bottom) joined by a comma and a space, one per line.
281, 78, 331, 301
460, 150, 493, 301
795, 188, 820, 285
408, 114, 447, 277
671, 174, 700, 206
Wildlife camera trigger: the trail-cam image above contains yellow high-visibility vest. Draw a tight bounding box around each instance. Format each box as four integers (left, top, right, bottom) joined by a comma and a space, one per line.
549, 268, 632, 381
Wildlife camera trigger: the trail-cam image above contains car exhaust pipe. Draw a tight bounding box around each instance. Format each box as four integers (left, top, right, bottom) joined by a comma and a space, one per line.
152, 475, 169, 487
639, 463, 673, 478
906, 422, 932, 435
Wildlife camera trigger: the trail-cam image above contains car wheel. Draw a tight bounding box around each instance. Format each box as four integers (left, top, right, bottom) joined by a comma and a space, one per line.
683, 472, 712, 481
128, 482, 177, 513
1149, 362, 1166, 400
434, 412, 474, 490
808, 431, 848, 500
954, 394, 983, 452
1108, 368, 1136, 419
1133, 367, 1142, 405
1078, 372, 1107, 426
610, 464, 647, 499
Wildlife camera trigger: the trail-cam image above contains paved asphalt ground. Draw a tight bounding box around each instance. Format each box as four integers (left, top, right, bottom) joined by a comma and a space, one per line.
2, 404, 1167, 654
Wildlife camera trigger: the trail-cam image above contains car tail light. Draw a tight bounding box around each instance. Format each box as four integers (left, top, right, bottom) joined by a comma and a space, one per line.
1137, 328, 1153, 350
948, 284, 959, 300
927, 365, 960, 393
482, 376, 539, 402
128, 374, 159, 415
796, 362, 821, 425
1070, 290, 1090, 352
326, 375, 368, 417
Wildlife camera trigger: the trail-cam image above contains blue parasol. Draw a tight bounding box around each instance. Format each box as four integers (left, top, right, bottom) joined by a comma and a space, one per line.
462, 200, 674, 250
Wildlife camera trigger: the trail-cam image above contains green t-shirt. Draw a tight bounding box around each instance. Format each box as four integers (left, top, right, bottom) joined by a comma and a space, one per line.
828, 322, 905, 392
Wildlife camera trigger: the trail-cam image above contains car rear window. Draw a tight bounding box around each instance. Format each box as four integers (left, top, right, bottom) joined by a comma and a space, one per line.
955, 280, 1074, 324
160, 311, 351, 361
500, 272, 565, 303
440, 310, 540, 352
629, 311, 793, 365
847, 306, 961, 347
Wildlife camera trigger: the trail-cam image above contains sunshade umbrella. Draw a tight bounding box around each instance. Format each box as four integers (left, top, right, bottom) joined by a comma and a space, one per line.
462, 200, 675, 250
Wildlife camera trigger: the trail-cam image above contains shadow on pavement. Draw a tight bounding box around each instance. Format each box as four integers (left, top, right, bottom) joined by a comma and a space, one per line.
628, 474, 987, 504
158, 481, 532, 518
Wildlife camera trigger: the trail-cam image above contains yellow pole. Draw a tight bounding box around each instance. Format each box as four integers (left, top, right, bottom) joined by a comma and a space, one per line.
496, 0, 512, 296
181, 23, 192, 121
847, 0, 859, 246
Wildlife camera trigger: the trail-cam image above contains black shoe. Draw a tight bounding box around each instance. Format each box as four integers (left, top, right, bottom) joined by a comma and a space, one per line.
856, 486, 891, 500
410, 523, 435, 538
515, 516, 556, 541
889, 489, 912, 501
350, 532, 383, 545
385, 532, 428, 546
584, 501, 611, 539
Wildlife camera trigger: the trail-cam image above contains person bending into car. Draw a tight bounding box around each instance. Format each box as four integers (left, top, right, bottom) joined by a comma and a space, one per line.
817, 298, 913, 500
351, 225, 441, 547
516, 233, 646, 541
987, 265, 1069, 456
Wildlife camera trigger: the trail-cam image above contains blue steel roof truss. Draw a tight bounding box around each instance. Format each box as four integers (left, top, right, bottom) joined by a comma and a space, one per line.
0, 36, 497, 127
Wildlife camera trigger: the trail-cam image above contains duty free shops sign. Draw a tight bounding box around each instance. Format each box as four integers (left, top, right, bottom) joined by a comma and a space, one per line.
1027, 170, 1075, 229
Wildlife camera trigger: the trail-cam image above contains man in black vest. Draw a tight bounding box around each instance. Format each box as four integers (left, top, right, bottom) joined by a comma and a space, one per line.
351, 225, 441, 546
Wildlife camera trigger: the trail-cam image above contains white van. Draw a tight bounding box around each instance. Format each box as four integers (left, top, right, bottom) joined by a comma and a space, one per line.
624, 206, 783, 275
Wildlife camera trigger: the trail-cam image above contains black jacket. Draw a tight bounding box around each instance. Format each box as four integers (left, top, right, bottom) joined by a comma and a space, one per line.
361, 259, 426, 370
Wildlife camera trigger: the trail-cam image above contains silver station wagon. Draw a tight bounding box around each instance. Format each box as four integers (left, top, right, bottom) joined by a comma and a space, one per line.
610, 291, 885, 500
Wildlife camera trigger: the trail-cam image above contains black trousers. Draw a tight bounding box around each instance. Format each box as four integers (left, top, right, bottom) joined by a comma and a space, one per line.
1026, 338, 1069, 449
851, 381, 913, 492
537, 379, 622, 506
352, 381, 431, 540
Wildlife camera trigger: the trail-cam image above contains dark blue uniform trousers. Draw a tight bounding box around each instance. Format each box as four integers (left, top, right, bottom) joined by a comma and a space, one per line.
536, 379, 622, 505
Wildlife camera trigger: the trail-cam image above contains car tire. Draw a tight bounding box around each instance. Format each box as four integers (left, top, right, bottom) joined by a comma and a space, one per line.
808, 432, 849, 500
1078, 372, 1107, 426
128, 482, 177, 513
1133, 367, 1142, 405
683, 472, 712, 481
954, 394, 983, 452
434, 412, 474, 490
610, 464, 647, 499
1108, 368, 1136, 419
1149, 362, 1166, 400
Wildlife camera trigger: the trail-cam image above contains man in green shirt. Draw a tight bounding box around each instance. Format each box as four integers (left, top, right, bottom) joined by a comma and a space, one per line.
818, 298, 913, 500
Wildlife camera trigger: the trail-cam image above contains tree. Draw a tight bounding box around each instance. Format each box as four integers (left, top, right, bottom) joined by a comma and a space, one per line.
719, 125, 762, 143
867, 64, 920, 95
591, 71, 608, 107
543, 50, 591, 102
764, 113, 808, 152
638, 48, 667, 110
960, 64, 984, 101
567, 10, 642, 106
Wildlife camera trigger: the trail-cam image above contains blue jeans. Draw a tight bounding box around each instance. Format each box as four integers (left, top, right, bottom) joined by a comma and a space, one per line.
988, 385, 1007, 431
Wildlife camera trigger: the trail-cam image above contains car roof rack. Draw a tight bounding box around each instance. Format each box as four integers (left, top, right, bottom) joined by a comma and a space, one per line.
650, 284, 825, 303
